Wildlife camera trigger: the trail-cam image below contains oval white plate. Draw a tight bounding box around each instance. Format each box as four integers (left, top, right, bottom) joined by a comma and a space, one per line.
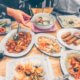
0, 19, 11, 26
31, 13, 56, 29
34, 33, 65, 57
6, 55, 54, 80
0, 29, 35, 57
57, 28, 80, 51
60, 50, 80, 80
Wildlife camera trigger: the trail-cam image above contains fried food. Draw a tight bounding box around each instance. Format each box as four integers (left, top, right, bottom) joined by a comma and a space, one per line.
61, 32, 71, 39
6, 32, 32, 53
61, 32, 80, 46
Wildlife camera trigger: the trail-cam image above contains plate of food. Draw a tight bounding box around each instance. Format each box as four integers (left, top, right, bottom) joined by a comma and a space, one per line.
0, 19, 11, 35
57, 28, 80, 51
31, 13, 56, 30
0, 28, 35, 57
6, 56, 54, 80
34, 33, 65, 57
60, 50, 80, 80
57, 15, 80, 28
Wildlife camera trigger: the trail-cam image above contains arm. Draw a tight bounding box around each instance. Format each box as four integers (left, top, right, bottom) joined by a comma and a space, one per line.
0, 4, 7, 13
0, 4, 31, 25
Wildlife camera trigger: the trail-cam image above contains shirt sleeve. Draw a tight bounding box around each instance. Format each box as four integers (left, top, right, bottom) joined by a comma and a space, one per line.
0, 4, 7, 13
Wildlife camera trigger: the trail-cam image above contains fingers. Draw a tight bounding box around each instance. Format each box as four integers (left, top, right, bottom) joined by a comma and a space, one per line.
16, 16, 26, 26
22, 12, 31, 20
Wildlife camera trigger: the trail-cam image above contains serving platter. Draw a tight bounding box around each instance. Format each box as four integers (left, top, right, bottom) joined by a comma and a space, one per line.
6, 55, 54, 80
57, 28, 80, 51
0, 28, 35, 57
57, 15, 80, 28
31, 13, 56, 30
34, 33, 65, 57
60, 50, 80, 80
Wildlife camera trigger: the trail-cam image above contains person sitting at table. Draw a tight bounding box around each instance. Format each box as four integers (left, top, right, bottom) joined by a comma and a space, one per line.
52, 0, 80, 15
0, 0, 44, 25
0, 4, 31, 25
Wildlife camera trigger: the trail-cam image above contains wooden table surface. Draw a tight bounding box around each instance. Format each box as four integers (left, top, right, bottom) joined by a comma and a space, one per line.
0, 19, 63, 79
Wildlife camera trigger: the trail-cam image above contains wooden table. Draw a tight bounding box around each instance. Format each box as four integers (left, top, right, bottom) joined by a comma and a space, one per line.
0, 20, 63, 79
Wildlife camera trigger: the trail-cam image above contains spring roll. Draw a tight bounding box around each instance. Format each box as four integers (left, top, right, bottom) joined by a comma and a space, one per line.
61, 32, 71, 39
63, 35, 74, 42
73, 39, 80, 45
66, 37, 77, 45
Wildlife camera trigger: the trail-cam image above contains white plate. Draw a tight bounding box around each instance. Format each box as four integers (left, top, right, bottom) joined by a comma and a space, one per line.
57, 15, 80, 28
34, 33, 65, 57
0, 19, 11, 26
60, 50, 80, 80
6, 55, 54, 80
57, 28, 80, 51
31, 13, 56, 29
0, 19, 11, 34
0, 29, 35, 57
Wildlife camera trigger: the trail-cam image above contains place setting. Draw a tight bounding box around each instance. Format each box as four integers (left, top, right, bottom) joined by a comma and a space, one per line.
0, 1, 80, 80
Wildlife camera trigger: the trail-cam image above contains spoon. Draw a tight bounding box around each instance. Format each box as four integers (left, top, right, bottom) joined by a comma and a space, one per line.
13, 24, 21, 41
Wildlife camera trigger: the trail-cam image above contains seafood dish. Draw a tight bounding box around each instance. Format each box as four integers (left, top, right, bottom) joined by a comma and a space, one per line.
66, 53, 80, 79
0, 29, 34, 57
38, 36, 61, 53
6, 32, 32, 53
13, 62, 44, 80
31, 13, 55, 29
35, 33, 64, 57
58, 15, 80, 28
61, 32, 80, 45
6, 56, 54, 80
60, 50, 80, 80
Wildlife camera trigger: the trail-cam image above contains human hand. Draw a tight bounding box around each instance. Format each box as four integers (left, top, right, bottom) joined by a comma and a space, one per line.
7, 8, 31, 25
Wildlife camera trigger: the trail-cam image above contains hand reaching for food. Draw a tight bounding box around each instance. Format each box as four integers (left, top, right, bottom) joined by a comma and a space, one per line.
7, 8, 31, 26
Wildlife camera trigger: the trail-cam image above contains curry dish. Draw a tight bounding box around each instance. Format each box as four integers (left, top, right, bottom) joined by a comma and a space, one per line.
6, 32, 32, 53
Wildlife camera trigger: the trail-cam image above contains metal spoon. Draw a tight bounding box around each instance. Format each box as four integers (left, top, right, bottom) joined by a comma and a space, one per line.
13, 24, 21, 41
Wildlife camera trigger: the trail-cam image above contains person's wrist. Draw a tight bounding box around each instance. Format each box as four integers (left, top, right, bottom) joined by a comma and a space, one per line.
7, 7, 16, 17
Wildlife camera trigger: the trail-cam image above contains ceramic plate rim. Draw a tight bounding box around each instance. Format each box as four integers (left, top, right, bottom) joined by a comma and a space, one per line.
57, 28, 80, 51
34, 33, 65, 57
6, 55, 54, 80
0, 29, 35, 57
60, 50, 80, 80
